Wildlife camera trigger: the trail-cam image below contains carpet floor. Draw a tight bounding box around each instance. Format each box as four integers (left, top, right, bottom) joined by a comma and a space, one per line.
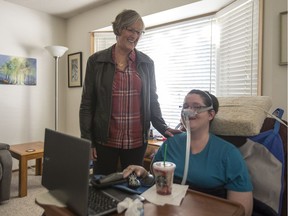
0, 168, 47, 216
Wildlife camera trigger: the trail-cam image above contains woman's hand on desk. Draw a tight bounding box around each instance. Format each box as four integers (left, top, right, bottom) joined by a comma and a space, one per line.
123, 165, 148, 179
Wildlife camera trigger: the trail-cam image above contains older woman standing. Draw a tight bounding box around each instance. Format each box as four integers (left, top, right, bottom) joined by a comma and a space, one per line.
80, 9, 180, 175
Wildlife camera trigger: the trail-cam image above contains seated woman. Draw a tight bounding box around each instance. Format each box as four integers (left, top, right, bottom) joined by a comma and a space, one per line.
123, 89, 253, 216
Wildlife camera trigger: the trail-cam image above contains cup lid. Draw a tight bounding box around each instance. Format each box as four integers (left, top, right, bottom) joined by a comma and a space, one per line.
153, 161, 175, 167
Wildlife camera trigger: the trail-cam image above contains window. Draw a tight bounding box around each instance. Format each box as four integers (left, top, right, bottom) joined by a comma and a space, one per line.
136, 17, 216, 128
215, 0, 260, 96
92, 0, 262, 128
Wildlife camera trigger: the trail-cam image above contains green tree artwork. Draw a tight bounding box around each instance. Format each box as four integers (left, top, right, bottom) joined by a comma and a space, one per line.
0, 54, 36, 85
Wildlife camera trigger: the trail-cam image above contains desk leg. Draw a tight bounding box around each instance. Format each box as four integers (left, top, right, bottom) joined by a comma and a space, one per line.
35, 158, 42, 175
19, 157, 27, 197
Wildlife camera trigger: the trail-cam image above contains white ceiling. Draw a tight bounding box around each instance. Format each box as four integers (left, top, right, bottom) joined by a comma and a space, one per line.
3, 0, 114, 19
3, 0, 234, 20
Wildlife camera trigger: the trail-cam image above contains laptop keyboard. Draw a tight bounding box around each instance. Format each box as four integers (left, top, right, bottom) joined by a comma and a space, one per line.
88, 186, 119, 216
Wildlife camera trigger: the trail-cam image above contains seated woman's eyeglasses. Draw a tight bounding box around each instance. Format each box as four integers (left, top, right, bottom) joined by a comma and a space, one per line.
125, 27, 145, 36
181, 105, 213, 114
181, 105, 213, 118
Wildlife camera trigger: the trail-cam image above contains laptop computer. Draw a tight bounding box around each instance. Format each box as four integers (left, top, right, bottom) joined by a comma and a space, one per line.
42, 128, 143, 216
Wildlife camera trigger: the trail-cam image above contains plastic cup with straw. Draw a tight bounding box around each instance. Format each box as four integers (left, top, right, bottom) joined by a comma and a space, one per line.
153, 142, 176, 195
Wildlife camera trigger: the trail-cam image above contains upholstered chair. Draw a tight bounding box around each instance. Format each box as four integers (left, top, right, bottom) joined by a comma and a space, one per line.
0, 143, 12, 203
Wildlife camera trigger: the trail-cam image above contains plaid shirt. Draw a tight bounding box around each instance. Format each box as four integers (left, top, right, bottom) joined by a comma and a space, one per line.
106, 48, 143, 149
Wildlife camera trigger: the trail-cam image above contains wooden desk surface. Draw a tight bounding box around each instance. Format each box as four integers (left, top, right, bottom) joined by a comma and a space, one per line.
148, 138, 163, 147
36, 189, 245, 216
9, 141, 44, 156
143, 189, 245, 216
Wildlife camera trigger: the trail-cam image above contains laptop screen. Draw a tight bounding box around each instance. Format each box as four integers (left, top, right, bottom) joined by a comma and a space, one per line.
42, 128, 91, 216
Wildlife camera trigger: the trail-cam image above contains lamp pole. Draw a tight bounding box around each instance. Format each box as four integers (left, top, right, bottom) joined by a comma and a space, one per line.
45, 45, 68, 131
54, 56, 59, 131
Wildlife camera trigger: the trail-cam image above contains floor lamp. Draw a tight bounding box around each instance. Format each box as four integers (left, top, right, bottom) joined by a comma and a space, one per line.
45, 45, 68, 131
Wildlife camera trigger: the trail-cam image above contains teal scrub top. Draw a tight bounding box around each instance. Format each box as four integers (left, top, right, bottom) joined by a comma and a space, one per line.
153, 132, 253, 192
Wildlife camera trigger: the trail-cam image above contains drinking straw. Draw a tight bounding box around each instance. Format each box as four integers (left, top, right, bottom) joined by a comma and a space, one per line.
164, 142, 167, 166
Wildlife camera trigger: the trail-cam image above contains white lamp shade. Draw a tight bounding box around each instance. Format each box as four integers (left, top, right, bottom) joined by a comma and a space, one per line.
45, 45, 68, 57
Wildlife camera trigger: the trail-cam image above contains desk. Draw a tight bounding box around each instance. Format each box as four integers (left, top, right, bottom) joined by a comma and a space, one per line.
36, 189, 245, 216
143, 189, 245, 216
9, 141, 44, 197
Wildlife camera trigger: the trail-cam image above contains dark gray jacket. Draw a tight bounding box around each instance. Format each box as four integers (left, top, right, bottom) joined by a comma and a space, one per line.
79, 46, 168, 147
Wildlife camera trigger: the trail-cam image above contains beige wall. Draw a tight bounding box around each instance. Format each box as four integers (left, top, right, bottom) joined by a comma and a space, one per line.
0, 0, 67, 144
0, 0, 67, 169
262, 0, 287, 119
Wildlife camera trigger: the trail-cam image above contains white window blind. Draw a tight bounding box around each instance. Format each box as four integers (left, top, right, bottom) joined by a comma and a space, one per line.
94, 32, 116, 51
136, 17, 216, 128
92, 0, 261, 128
216, 0, 259, 96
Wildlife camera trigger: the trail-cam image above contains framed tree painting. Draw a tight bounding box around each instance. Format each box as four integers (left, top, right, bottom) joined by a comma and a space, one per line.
68, 52, 82, 87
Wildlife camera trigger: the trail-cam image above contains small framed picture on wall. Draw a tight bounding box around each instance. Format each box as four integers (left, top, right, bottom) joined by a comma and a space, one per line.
68, 52, 82, 87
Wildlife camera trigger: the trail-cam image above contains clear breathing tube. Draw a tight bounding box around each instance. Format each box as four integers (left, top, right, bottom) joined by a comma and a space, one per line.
180, 106, 212, 185
181, 112, 191, 185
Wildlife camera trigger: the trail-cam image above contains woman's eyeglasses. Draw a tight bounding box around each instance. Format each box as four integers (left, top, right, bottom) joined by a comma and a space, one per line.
125, 27, 145, 36
182, 105, 213, 113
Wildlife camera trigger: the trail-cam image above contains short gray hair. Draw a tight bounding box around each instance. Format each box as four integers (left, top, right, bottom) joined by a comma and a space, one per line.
112, 9, 144, 36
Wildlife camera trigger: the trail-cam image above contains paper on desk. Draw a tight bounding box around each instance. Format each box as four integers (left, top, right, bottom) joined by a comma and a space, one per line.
35, 191, 67, 207
141, 184, 189, 206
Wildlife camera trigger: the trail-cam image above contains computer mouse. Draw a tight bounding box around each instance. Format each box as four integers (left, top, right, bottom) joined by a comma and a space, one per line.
140, 173, 155, 187
127, 172, 141, 189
